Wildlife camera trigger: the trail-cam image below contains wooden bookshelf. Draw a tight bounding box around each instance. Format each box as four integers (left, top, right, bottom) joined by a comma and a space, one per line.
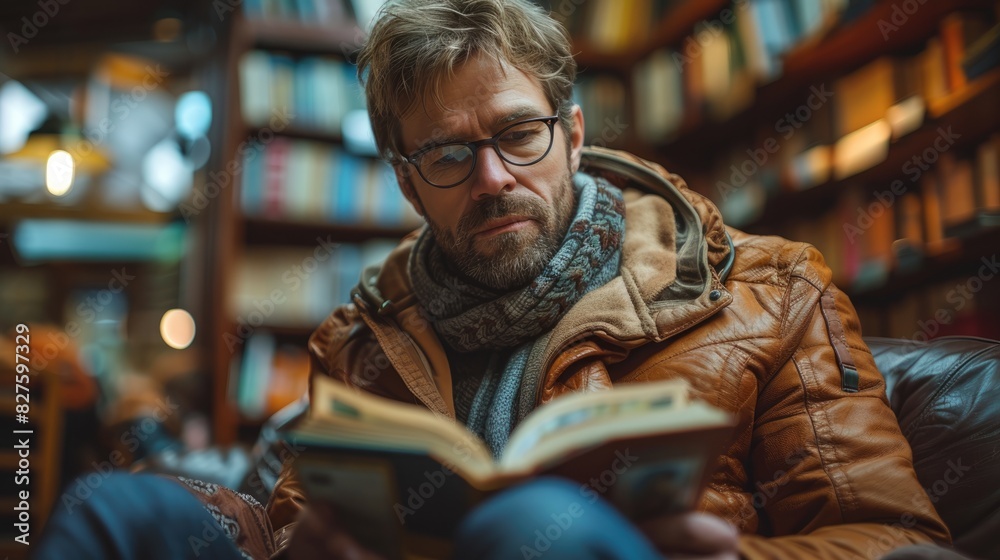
0, 202, 175, 225
205, 8, 417, 445
573, 0, 729, 70
848, 224, 1000, 303
566, 0, 1000, 344
659, 0, 995, 157
249, 124, 343, 144
243, 217, 415, 246
747, 67, 1000, 230
237, 16, 364, 56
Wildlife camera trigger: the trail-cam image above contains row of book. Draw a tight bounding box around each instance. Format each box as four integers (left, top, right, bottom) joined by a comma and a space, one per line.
554, 0, 842, 57
855, 278, 1000, 343
623, 6, 999, 143
240, 137, 423, 228
232, 200, 409, 421
707, 20, 1000, 228
234, 332, 311, 420
773, 134, 1000, 293
231, 239, 397, 336
574, 75, 628, 148
241, 0, 385, 30
240, 50, 366, 135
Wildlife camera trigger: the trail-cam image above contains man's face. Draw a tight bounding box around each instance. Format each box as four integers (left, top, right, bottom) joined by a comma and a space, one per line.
395, 54, 585, 291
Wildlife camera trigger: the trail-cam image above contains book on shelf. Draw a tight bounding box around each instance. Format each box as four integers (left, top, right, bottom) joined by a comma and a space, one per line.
240, 50, 362, 135
833, 57, 895, 139
938, 152, 977, 231
240, 138, 422, 228
230, 239, 397, 330
283, 375, 735, 560
574, 74, 627, 148
633, 48, 684, 142
893, 191, 925, 270
963, 23, 1000, 81
976, 133, 1000, 211
242, 0, 351, 26
236, 332, 311, 420
940, 11, 998, 92
921, 37, 950, 105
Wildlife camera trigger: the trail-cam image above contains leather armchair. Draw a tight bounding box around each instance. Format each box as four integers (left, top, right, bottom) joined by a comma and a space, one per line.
867, 336, 1000, 560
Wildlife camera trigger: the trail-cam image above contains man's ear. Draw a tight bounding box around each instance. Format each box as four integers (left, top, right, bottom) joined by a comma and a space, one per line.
568, 104, 585, 173
393, 164, 425, 217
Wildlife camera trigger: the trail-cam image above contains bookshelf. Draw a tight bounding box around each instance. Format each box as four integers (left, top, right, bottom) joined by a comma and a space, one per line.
205, 3, 422, 444
653, 0, 994, 157
572, 0, 731, 70
750, 66, 1000, 230
0, 203, 174, 225
565, 0, 1000, 343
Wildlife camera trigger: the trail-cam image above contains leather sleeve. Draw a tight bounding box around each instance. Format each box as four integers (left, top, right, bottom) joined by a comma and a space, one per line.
265, 461, 306, 556
264, 304, 358, 558
265, 300, 409, 557
738, 246, 951, 559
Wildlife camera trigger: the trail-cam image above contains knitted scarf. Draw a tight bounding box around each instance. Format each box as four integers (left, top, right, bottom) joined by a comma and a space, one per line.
409, 173, 625, 458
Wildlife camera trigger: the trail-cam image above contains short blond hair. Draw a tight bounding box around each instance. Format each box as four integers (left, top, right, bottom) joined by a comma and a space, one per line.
357, 0, 577, 162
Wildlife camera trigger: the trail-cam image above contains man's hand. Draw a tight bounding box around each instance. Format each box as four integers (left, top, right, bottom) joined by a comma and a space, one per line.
287, 503, 385, 560
639, 511, 740, 559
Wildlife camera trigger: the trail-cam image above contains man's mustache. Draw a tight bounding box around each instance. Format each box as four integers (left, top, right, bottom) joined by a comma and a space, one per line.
456, 195, 549, 239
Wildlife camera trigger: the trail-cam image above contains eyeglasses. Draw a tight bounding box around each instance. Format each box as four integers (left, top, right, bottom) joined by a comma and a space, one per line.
400, 115, 559, 189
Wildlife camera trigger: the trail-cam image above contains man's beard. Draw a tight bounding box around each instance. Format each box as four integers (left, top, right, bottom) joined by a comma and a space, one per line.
427, 173, 576, 291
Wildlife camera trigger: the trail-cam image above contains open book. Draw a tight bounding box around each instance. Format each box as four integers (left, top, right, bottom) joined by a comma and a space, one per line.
284, 375, 735, 560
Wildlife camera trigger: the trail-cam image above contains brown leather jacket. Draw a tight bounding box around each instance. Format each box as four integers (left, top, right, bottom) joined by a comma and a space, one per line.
267, 147, 950, 558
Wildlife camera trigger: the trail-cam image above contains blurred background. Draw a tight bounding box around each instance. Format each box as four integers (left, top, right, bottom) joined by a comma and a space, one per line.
1, 0, 999, 549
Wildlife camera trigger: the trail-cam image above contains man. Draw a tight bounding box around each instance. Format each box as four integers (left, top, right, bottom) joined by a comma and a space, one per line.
34, 1, 951, 559
269, 0, 950, 558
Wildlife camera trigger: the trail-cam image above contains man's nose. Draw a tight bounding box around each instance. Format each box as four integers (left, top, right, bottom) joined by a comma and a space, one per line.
469, 145, 516, 200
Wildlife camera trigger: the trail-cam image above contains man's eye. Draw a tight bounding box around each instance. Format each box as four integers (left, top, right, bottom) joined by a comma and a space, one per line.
428, 147, 468, 167
500, 129, 534, 143
431, 154, 460, 167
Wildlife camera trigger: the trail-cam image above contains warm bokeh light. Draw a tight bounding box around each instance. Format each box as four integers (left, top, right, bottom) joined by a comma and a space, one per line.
45, 150, 74, 196
153, 17, 183, 42
160, 308, 196, 349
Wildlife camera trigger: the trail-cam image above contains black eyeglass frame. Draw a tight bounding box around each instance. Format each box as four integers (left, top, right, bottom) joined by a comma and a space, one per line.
399, 115, 560, 189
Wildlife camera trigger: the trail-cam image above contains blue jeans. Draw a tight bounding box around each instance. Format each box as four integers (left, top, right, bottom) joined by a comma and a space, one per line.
33, 473, 245, 560
454, 476, 661, 559
35, 474, 659, 559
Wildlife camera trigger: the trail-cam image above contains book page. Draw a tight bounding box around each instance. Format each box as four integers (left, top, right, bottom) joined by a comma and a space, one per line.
501, 378, 690, 465
299, 376, 496, 480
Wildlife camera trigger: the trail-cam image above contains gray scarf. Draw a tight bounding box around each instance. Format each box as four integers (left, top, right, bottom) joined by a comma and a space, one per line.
409, 173, 625, 458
